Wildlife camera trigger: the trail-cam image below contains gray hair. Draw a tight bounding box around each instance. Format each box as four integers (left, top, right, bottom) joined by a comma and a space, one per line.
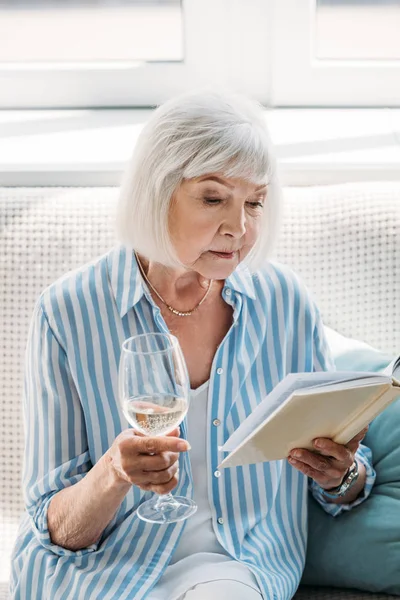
116, 89, 283, 272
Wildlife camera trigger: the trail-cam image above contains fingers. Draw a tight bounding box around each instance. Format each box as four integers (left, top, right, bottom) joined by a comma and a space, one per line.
310, 426, 368, 461
289, 448, 344, 475
109, 426, 185, 491
122, 434, 187, 477
138, 461, 179, 486
118, 446, 181, 488
145, 472, 180, 495
134, 434, 190, 455
140, 451, 180, 472
346, 441, 360, 454
139, 463, 180, 495
288, 449, 346, 487
289, 430, 367, 489
312, 426, 368, 459
346, 426, 369, 448
312, 438, 353, 464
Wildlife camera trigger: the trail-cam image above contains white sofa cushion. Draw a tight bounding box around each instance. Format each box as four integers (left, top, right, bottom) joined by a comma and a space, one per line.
274, 181, 400, 356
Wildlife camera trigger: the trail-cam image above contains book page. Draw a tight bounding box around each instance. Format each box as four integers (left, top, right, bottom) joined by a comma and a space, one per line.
384, 355, 400, 379
220, 371, 388, 453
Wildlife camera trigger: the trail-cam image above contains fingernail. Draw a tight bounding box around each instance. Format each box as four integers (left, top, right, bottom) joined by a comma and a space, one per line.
314, 440, 323, 448
178, 441, 191, 451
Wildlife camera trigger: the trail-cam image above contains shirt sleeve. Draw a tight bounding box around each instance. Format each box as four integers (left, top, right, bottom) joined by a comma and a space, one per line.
307, 307, 376, 516
22, 298, 99, 556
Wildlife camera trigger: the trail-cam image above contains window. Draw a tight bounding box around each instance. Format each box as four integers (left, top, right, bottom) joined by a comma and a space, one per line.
0, 0, 398, 108
0, 0, 270, 109
271, 0, 400, 106
0, 0, 184, 63
315, 0, 400, 61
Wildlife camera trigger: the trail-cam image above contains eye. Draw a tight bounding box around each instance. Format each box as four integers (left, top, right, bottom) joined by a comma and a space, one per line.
247, 201, 264, 209
203, 197, 223, 205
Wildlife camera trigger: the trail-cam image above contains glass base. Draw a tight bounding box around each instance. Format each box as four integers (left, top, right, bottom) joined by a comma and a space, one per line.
137, 494, 197, 524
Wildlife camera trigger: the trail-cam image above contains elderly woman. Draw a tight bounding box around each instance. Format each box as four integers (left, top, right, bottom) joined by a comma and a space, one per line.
11, 91, 375, 600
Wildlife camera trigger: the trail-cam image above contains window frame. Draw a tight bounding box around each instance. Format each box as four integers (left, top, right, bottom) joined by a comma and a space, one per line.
270, 0, 400, 107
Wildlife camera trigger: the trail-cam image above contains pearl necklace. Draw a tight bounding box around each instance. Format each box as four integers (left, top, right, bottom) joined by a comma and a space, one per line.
135, 252, 213, 317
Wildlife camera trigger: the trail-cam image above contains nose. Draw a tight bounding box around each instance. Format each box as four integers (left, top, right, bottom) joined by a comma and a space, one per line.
219, 206, 246, 239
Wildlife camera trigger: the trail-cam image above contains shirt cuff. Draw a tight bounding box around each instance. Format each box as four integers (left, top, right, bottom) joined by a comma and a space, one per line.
29, 491, 99, 557
308, 444, 376, 517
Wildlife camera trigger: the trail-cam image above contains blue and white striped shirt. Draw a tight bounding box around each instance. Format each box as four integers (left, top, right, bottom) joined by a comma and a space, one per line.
10, 245, 375, 600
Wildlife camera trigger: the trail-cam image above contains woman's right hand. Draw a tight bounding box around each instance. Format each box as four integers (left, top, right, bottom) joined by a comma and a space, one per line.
106, 427, 191, 495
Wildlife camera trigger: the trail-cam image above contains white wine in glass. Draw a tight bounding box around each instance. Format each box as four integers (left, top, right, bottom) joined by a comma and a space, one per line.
119, 332, 197, 524
123, 396, 188, 436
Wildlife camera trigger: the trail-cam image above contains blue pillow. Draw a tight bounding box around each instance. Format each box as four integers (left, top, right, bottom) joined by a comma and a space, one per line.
301, 328, 400, 595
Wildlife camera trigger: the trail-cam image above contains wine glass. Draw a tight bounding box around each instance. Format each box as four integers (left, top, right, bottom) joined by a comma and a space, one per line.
119, 332, 197, 524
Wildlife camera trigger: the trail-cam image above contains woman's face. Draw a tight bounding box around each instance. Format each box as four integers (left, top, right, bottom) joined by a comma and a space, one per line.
168, 174, 267, 279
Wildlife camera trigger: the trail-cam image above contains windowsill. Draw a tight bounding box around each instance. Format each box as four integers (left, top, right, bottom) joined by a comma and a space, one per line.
0, 107, 399, 187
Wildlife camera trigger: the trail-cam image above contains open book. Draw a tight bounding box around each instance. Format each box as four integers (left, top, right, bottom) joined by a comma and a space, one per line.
218, 360, 400, 469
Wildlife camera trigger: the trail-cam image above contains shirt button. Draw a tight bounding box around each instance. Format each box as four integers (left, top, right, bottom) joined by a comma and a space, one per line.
217, 517, 224, 525
213, 418, 221, 427
217, 368, 223, 375
225, 288, 232, 296
214, 470, 221, 478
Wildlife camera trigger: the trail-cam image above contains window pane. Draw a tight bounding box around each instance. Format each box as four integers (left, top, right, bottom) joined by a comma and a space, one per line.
315, 0, 400, 60
0, 0, 183, 63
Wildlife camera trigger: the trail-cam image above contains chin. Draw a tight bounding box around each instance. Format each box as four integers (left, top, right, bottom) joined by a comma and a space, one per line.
197, 251, 242, 280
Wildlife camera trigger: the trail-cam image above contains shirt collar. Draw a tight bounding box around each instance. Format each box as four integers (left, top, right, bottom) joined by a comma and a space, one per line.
225, 263, 256, 300
107, 244, 256, 318
107, 245, 144, 318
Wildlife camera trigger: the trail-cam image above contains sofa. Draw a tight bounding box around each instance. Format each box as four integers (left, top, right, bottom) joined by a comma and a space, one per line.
1, 182, 399, 599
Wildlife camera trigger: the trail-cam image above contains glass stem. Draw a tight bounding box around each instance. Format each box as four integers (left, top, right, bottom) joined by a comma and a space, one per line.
154, 493, 179, 511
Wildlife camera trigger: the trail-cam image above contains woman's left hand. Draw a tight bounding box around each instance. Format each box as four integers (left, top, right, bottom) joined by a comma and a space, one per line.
287, 426, 369, 489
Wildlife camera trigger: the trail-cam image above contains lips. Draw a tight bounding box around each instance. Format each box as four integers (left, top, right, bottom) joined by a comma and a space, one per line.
209, 250, 237, 259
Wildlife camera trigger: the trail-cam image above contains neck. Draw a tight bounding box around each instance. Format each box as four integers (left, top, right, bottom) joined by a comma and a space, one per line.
136, 253, 218, 310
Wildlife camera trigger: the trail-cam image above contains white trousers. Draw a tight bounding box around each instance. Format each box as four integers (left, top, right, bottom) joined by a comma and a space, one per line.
177, 579, 263, 600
